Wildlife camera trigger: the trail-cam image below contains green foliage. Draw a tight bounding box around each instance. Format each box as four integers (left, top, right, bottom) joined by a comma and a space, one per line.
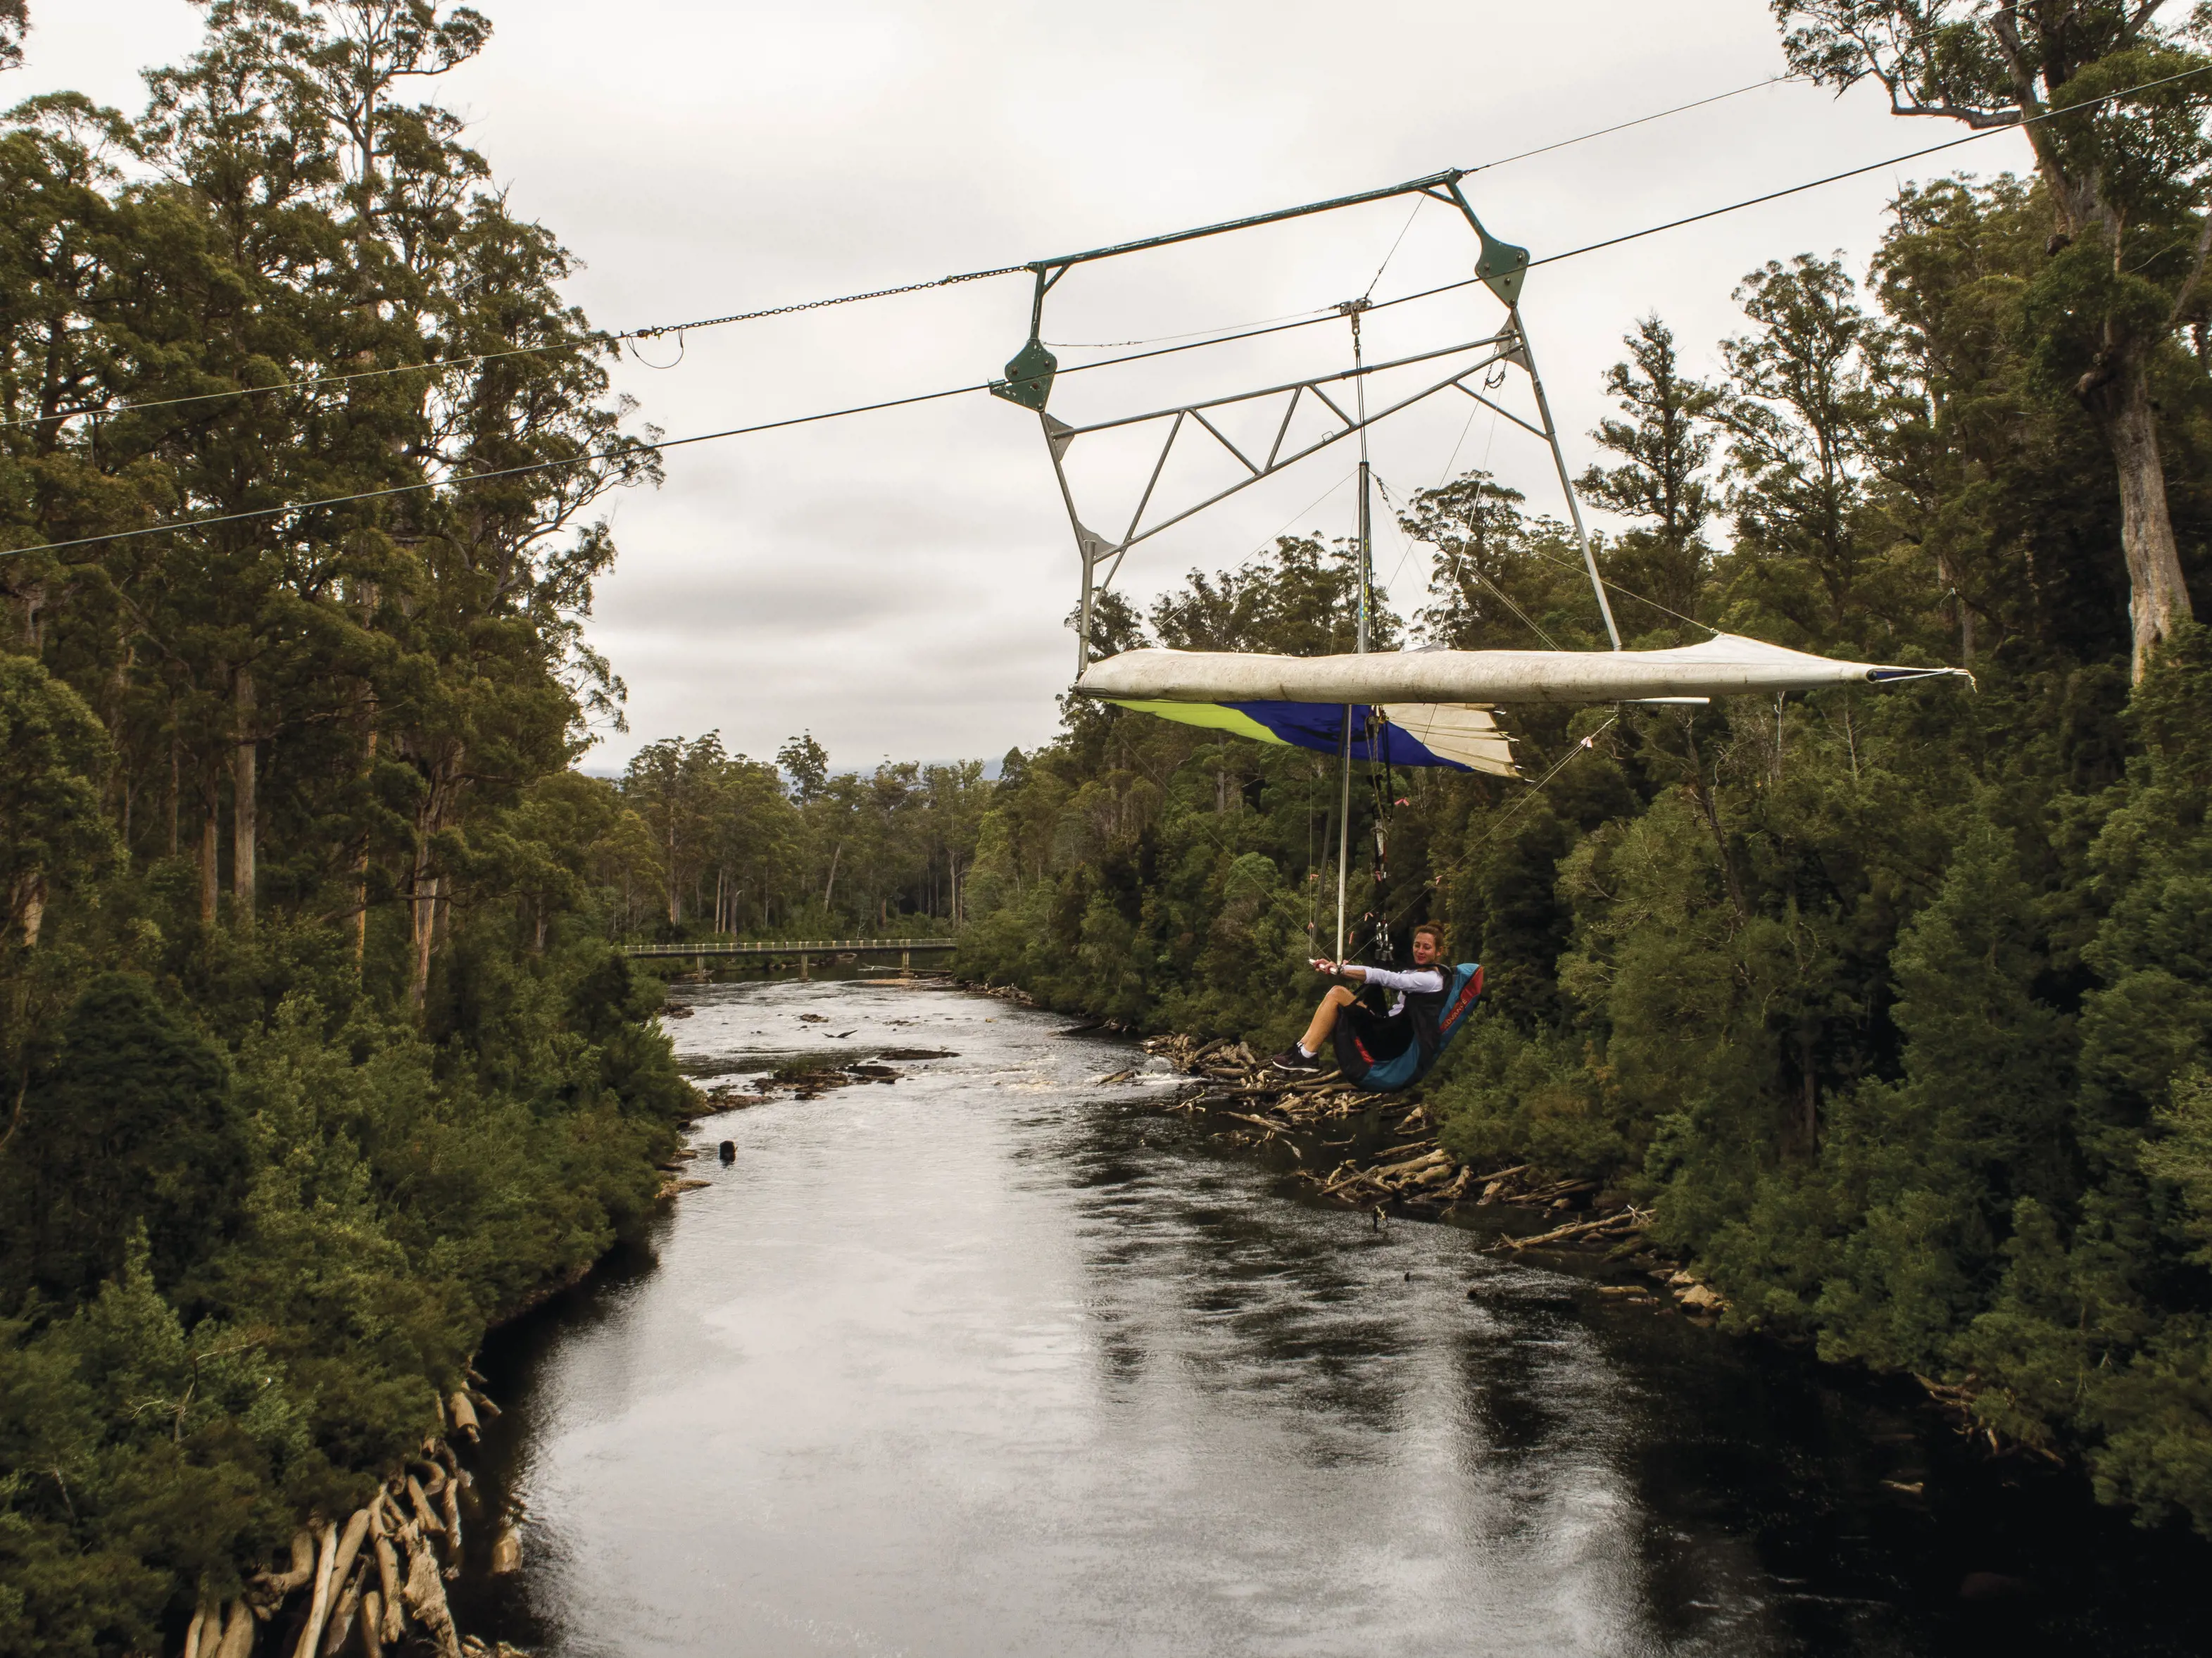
0, 6, 694, 1647
0, 975, 240, 1310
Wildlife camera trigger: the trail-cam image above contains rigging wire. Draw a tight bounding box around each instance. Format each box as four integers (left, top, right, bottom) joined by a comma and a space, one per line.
1383, 715, 1621, 933
0, 69, 1823, 434
1373, 473, 1562, 651
1363, 196, 1428, 303
1516, 541, 1718, 634
0, 315, 1380, 560
17, 56, 2212, 563
1043, 303, 1336, 351
1463, 75, 1792, 175
0, 264, 1029, 433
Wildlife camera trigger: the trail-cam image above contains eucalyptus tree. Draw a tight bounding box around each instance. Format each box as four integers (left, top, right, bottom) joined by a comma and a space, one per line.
1716, 254, 1912, 647
1773, 1, 2211, 676
1578, 315, 1723, 629
1397, 474, 1602, 651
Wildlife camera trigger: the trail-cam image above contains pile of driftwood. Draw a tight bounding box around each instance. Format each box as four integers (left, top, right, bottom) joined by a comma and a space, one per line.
1138, 1035, 1749, 1317
967, 980, 1039, 1007
1141, 1034, 1658, 1235
181, 1378, 521, 1658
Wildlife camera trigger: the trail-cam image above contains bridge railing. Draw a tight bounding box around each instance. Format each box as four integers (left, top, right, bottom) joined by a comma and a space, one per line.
620, 938, 960, 959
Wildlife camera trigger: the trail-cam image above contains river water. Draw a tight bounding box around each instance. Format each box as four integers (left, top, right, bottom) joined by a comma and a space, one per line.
459, 979, 2202, 1657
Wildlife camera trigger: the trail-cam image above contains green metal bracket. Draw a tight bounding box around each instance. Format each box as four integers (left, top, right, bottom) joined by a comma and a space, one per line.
1440, 179, 1528, 307
990, 337, 1058, 411
1474, 221, 1530, 306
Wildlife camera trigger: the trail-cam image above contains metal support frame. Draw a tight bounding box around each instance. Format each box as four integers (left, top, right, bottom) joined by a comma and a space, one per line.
993, 168, 1619, 670
1045, 334, 1516, 673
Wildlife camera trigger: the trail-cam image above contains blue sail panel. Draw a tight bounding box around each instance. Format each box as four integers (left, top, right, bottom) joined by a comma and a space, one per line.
1225, 702, 1467, 770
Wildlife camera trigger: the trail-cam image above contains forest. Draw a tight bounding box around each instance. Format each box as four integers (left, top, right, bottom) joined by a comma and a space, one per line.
8, 0, 2212, 1651
0, 4, 1009, 1647
958, 0, 2212, 1545
0, 3, 708, 1652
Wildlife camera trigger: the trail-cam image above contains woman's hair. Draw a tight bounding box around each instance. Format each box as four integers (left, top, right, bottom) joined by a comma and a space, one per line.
1412, 922, 1445, 951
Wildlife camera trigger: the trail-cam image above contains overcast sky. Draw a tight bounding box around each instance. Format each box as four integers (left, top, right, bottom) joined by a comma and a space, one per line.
15, 1, 2039, 775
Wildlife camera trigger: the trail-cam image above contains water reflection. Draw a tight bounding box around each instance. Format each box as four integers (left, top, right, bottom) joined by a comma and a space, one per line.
456, 981, 2200, 1658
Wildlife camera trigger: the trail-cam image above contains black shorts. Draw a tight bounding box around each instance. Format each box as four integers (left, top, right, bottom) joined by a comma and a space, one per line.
1333, 1003, 1414, 1079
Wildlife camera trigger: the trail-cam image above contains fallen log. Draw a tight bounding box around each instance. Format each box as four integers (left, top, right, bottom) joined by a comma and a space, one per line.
372, 1498, 406, 1644
259, 1528, 317, 1596
1501, 1207, 1649, 1251
320, 1562, 367, 1658
448, 1391, 481, 1442
296, 1507, 372, 1658
406, 1474, 444, 1534
399, 1523, 464, 1658
1365, 1148, 1450, 1182
1222, 1112, 1288, 1133
438, 1466, 463, 1561
289, 1520, 340, 1658
360, 1590, 385, 1658
213, 1600, 256, 1658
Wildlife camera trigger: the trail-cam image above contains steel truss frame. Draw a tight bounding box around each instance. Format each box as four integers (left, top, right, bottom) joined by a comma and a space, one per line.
989, 170, 1621, 672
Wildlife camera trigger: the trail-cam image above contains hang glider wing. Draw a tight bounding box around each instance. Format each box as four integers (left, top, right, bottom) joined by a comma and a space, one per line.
1107, 698, 1519, 776
1078, 634, 1971, 705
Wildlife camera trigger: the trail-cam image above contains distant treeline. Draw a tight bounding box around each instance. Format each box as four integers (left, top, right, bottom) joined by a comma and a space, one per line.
958, 11, 2212, 1540
610, 732, 988, 940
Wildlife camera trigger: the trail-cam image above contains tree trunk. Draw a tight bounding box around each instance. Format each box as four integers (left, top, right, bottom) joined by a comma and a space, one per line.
410, 875, 440, 1010
232, 670, 256, 924
1678, 717, 1747, 920
11, 874, 44, 949
1797, 1026, 1819, 1153
200, 779, 220, 925
290, 1519, 339, 1658
356, 728, 377, 963
2083, 360, 2196, 681
822, 841, 841, 910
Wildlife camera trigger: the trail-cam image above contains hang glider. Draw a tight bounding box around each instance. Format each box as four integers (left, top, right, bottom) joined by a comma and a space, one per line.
994, 176, 1971, 954
1081, 635, 1971, 778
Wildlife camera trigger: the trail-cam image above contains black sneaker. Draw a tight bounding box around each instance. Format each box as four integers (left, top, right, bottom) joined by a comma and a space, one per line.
1269, 1046, 1321, 1073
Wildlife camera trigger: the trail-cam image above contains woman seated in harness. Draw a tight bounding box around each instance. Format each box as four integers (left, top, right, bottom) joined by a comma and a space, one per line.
1269, 922, 1452, 1081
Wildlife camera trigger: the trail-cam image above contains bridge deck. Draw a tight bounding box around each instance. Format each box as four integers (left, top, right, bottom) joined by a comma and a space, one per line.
622, 938, 959, 960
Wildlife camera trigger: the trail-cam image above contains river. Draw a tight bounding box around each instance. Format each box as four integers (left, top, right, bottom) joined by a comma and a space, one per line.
455, 978, 2203, 1657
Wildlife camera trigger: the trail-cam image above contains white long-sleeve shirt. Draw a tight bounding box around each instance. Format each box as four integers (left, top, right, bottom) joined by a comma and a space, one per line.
1355, 962, 1446, 1017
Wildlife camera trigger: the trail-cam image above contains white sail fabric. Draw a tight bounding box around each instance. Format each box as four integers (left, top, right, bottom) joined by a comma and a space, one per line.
1378, 703, 1516, 775
1077, 634, 1970, 705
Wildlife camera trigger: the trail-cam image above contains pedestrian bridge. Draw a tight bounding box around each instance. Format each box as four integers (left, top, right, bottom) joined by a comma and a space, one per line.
622, 938, 959, 979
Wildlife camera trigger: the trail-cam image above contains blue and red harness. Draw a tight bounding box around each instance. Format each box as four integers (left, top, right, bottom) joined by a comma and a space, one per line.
1334, 962, 1485, 1091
